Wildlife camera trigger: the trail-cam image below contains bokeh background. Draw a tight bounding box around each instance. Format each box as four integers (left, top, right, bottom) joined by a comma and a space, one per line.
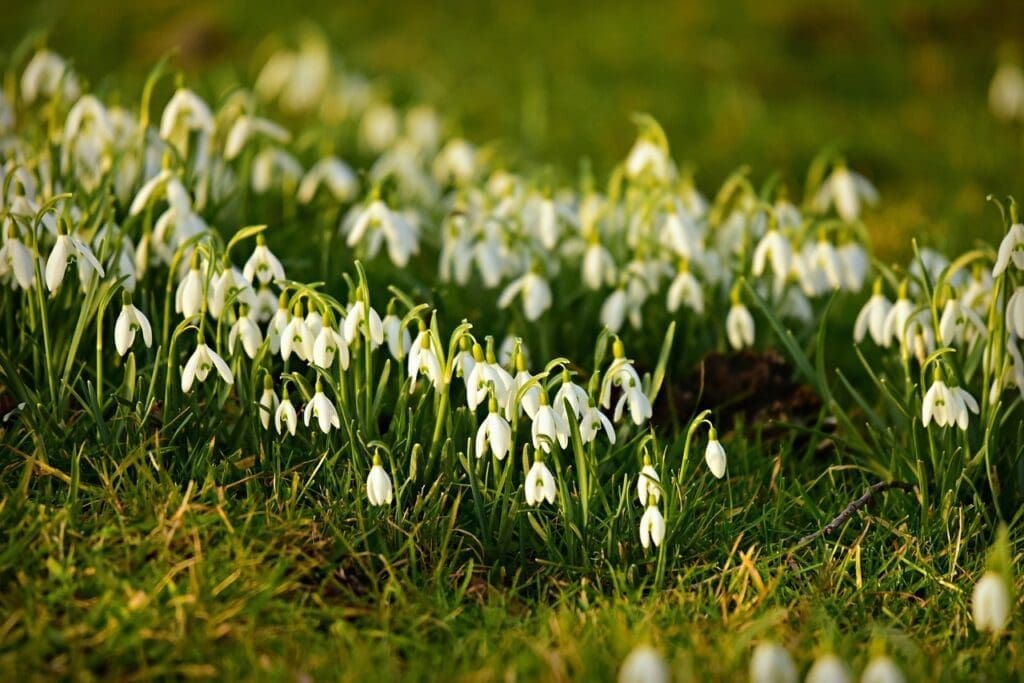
6, 0, 1024, 257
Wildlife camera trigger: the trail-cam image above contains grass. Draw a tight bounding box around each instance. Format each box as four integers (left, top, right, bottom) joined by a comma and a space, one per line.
2, 3, 1024, 681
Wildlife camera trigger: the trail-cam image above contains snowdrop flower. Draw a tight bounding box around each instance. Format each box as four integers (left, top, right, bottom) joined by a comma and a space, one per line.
383, 311, 413, 360
972, 571, 1011, 634
258, 377, 278, 430
343, 299, 385, 349
580, 403, 616, 445
498, 270, 552, 321
726, 301, 755, 350
704, 427, 727, 479
624, 136, 671, 184
990, 62, 1024, 123
524, 455, 557, 506
243, 235, 285, 285
275, 389, 298, 436
504, 358, 540, 419
251, 147, 303, 194
313, 322, 349, 370
223, 115, 290, 160
280, 305, 314, 361
45, 233, 105, 292
814, 163, 878, 223
175, 265, 205, 318
806, 654, 852, 683
359, 103, 400, 152
582, 240, 616, 290
749, 642, 797, 683
752, 226, 793, 289
405, 104, 443, 151
882, 285, 915, 346
532, 393, 570, 453
433, 138, 478, 185
21, 50, 79, 104
228, 306, 264, 359
159, 89, 213, 165
0, 229, 35, 289
938, 297, 987, 347
637, 456, 661, 505
600, 287, 628, 332
181, 341, 233, 392
861, 656, 905, 683
208, 267, 255, 320
666, 264, 704, 314
812, 238, 846, 290
114, 300, 153, 356
304, 383, 340, 434
838, 241, 869, 291
854, 281, 893, 345
408, 328, 444, 392
639, 504, 666, 549
1008, 287, 1024, 339
297, 157, 358, 204
366, 453, 394, 506
476, 397, 512, 460
346, 199, 419, 267
618, 646, 669, 683
468, 344, 514, 412
553, 370, 589, 421
993, 222, 1024, 277
922, 376, 979, 430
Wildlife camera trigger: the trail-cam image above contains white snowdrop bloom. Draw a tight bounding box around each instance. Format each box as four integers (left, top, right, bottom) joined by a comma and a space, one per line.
175, 266, 205, 318
252, 286, 277, 323
313, 325, 349, 370
251, 147, 303, 194
366, 454, 394, 506
938, 298, 987, 347
582, 241, 617, 290
267, 301, 290, 354
408, 330, 444, 392
280, 312, 314, 362
990, 340, 1024, 403
882, 294, 915, 346
704, 428, 727, 479
625, 138, 671, 184
990, 62, 1024, 123
600, 351, 643, 410
994, 223, 1024, 277
223, 115, 291, 160
580, 404, 616, 445
433, 138, 478, 185
637, 460, 661, 505
498, 335, 524, 368
752, 228, 793, 289
0, 230, 35, 289
861, 656, 905, 683
343, 300, 385, 349
45, 234, 105, 292
666, 267, 704, 314
346, 199, 420, 267
749, 642, 798, 683
208, 267, 255, 320
806, 654, 852, 683
505, 367, 540, 420
476, 401, 512, 460
498, 271, 552, 321
922, 379, 979, 430
181, 342, 233, 392
726, 302, 755, 350
812, 238, 845, 291
901, 312, 936, 365
618, 646, 669, 683
274, 393, 298, 436
600, 288, 628, 332
304, 387, 340, 434
468, 352, 515, 412
1008, 287, 1024, 339
382, 313, 412, 361
228, 309, 263, 359
524, 458, 557, 506
114, 303, 153, 356
304, 310, 323, 339
553, 372, 590, 421
359, 103, 400, 152
962, 269, 994, 310
62, 95, 114, 190
639, 504, 666, 549
660, 210, 701, 260
243, 237, 285, 285
405, 104, 443, 151
613, 383, 653, 426
854, 284, 893, 345
159, 89, 213, 164
532, 398, 570, 453
129, 169, 188, 215
814, 164, 878, 222
973, 571, 1011, 634
838, 242, 869, 291
258, 380, 278, 431
780, 287, 814, 323
21, 50, 79, 103
297, 157, 358, 204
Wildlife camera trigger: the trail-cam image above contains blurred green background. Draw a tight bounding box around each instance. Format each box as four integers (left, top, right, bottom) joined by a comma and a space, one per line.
6, 0, 1024, 257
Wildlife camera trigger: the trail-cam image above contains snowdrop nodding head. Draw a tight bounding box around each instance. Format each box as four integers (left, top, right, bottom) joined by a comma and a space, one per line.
726, 287, 755, 351
114, 295, 153, 356
45, 232, 105, 292
258, 376, 278, 431
749, 642, 797, 683
861, 656, 905, 683
972, 571, 1011, 634
243, 234, 285, 285
366, 452, 394, 506
805, 654, 852, 683
637, 454, 661, 505
524, 451, 557, 506
639, 503, 665, 549
854, 280, 892, 346
476, 396, 512, 461
704, 426, 727, 479
275, 387, 298, 436
993, 221, 1024, 278
304, 381, 341, 434
181, 339, 234, 392
617, 645, 669, 683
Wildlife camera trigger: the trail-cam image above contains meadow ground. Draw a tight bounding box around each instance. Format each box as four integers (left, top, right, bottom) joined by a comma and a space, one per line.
2, 2, 1024, 681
